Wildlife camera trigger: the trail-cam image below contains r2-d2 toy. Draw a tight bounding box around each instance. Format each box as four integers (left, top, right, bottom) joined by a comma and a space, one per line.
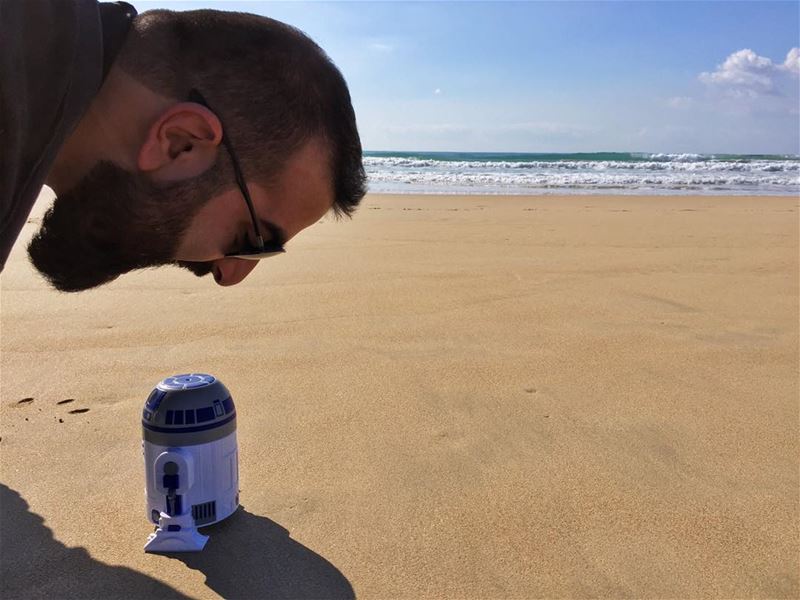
142, 373, 239, 552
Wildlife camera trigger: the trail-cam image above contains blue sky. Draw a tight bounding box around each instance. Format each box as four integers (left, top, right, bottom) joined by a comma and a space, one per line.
138, 1, 800, 154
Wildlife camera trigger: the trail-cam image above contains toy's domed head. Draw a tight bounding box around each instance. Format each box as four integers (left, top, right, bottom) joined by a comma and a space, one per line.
142, 373, 236, 446
159, 374, 218, 391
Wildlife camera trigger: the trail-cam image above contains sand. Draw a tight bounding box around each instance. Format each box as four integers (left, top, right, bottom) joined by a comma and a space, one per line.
1, 190, 798, 599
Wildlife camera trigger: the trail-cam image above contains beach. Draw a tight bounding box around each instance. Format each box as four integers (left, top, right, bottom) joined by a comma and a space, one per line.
1, 190, 798, 598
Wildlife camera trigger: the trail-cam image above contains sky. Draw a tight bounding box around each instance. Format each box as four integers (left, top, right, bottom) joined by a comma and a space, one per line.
138, 1, 800, 155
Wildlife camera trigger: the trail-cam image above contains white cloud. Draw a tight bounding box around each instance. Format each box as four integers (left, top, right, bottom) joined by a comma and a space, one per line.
667, 96, 694, 109
381, 123, 470, 135
434, 88, 442, 95
374, 120, 594, 146
783, 47, 800, 75
369, 42, 393, 53
497, 121, 595, 139
699, 48, 800, 97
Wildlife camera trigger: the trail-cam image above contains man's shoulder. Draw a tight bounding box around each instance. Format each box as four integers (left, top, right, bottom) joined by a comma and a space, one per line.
0, 0, 103, 270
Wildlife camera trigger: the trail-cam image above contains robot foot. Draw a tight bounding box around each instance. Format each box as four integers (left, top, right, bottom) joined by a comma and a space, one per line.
144, 526, 209, 553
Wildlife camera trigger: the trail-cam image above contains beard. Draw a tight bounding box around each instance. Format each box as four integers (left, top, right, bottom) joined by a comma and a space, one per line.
28, 161, 221, 292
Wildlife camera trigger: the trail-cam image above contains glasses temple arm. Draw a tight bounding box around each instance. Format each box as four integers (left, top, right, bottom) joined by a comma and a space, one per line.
222, 136, 265, 250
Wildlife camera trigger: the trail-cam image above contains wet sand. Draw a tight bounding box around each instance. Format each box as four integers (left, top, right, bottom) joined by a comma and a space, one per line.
1, 191, 798, 598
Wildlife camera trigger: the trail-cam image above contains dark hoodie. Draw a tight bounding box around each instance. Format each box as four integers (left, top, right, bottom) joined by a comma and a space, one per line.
0, 0, 136, 271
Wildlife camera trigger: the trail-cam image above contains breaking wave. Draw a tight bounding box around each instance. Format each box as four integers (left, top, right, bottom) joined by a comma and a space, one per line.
363, 151, 800, 195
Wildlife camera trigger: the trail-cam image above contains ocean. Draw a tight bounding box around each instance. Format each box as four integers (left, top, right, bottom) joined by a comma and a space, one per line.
363, 151, 800, 196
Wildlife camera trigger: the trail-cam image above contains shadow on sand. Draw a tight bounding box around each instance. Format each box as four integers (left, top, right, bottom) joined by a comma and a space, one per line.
170, 505, 355, 599
1, 484, 354, 599
0, 483, 189, 599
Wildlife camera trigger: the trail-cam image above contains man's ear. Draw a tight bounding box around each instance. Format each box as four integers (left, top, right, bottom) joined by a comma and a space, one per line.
137, 103, 223, 183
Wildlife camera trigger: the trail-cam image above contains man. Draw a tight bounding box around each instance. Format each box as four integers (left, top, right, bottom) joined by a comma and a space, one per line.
0, 1, 366, 291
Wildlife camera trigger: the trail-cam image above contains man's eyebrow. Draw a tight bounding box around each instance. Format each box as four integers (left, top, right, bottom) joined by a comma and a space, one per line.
261, 220, 287, 246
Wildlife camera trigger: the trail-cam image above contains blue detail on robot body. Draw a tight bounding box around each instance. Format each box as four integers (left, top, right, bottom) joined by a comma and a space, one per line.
166, 494, 182, 516
192, 501, 217, 526
142, 412, 236, 434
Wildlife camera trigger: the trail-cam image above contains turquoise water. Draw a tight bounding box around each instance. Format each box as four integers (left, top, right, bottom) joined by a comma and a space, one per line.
363, 151, 800, 195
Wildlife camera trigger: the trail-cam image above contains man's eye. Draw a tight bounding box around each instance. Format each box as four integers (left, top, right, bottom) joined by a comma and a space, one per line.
247, 232, 266, 248
229, 235, 243, 254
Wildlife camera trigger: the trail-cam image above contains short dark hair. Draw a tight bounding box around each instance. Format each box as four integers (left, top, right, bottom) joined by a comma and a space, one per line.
116, 9, 366, 217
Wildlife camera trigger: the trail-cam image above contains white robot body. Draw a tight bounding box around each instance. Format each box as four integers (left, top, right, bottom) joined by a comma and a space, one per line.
143, 434, 239, 527
141, 374, 239, 553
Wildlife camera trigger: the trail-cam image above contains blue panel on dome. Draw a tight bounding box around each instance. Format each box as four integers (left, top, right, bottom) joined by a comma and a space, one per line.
185, 409, 196, 424
196, 407, 214, 423
142, 412, 236, 434
174, 411, 184, 425
222, 397, 234, 414
159, 373, 216, 391
145, 389, 166, 410
165, 410, 174, 425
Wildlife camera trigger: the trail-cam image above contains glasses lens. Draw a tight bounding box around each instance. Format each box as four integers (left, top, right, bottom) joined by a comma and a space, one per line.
224, 247, 286, 260
224, 229, 286, 260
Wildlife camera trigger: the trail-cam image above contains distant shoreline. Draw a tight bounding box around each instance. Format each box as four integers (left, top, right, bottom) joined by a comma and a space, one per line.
363, 191, 795, 199
364, 150, 800, 161
363, 151, 800, 197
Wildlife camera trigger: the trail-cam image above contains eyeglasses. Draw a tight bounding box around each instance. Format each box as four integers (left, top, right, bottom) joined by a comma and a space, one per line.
188, 89, 286, 260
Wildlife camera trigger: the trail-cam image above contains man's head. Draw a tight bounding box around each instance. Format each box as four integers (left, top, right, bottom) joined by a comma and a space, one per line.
30, 9, 366, 292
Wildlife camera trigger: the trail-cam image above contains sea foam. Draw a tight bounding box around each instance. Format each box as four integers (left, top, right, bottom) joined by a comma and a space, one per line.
363, 152, 800, 195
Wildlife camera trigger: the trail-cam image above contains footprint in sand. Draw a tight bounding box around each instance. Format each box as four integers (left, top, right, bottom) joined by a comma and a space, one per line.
68, 408, 90, 415
56, 399, 74, 405
17, 398, 34, 405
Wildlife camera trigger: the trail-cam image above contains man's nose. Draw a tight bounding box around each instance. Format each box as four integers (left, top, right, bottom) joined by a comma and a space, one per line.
211, 258, 259, 286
